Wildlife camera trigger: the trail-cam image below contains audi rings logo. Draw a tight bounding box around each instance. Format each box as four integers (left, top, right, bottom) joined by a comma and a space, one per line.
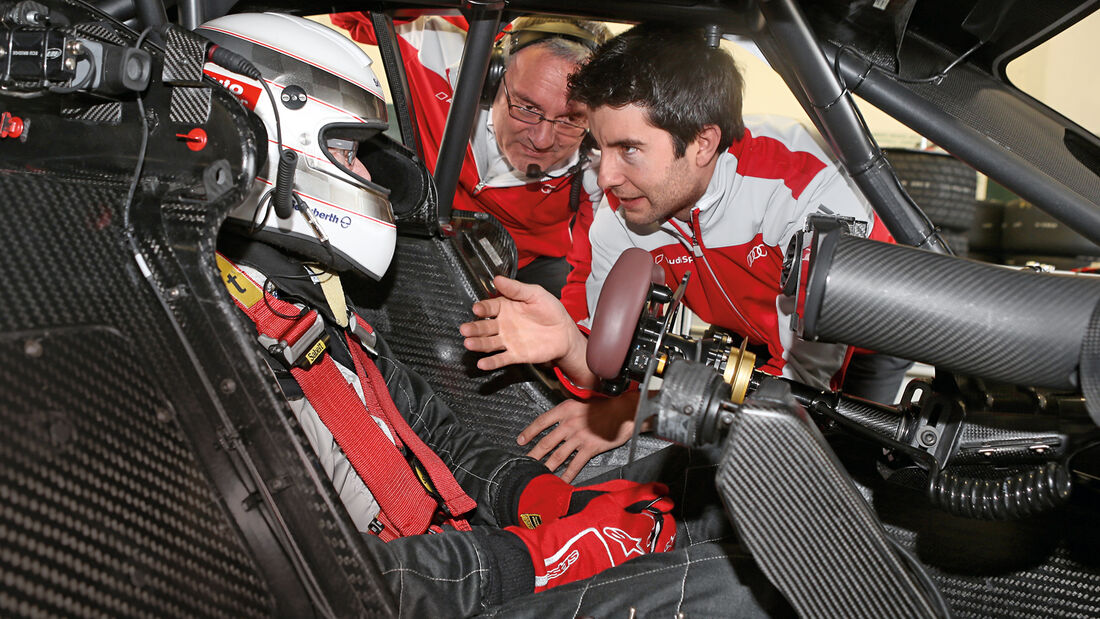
746, 244, 768, 267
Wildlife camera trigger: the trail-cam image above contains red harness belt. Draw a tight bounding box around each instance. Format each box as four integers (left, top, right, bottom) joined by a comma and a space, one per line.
219, 256, 475, 540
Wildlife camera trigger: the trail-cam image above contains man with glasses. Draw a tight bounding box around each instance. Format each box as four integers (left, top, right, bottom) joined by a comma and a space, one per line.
332, 12, 610, 310
461, 24, 896, 482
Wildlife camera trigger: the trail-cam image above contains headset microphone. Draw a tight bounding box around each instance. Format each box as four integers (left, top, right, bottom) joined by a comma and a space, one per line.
525, 163, 544, 179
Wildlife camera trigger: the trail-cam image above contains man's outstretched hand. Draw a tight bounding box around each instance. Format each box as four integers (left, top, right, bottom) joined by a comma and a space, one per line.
518, 393, 639, 483
460, 276, 591, 382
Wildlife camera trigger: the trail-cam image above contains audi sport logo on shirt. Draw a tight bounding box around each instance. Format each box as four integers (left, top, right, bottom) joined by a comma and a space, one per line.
203, 66, 263, 111
746, 243, 768, 267
655, 254, 692, 266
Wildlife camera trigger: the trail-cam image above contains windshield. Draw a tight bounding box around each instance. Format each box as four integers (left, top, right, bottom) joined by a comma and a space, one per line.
1006, 10, 1100, 135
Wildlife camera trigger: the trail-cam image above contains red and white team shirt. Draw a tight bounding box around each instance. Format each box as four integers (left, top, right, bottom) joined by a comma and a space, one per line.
331, 12, 600, 320
582, 116, 894, 389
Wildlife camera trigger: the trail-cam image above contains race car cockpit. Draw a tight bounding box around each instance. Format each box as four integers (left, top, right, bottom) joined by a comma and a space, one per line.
0, 0, 1097, 616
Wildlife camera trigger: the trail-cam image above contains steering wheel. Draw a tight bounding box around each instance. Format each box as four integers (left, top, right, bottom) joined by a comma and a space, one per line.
586, 248, 666, 380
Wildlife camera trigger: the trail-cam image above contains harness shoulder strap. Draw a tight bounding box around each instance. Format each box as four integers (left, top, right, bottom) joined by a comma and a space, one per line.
346, 316, 476, 523
216, 253, 475, 539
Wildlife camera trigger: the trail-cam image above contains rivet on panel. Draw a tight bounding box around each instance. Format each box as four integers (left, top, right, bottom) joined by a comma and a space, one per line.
24, 338, 43, 358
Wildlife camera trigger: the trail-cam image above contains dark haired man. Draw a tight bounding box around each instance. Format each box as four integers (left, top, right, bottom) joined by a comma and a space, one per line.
333, 13, 608, 311
461, 23, 894, 479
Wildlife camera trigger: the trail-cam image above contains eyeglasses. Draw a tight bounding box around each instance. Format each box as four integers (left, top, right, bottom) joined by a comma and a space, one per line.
326, 137, 358, 166
501, 77, 587, 138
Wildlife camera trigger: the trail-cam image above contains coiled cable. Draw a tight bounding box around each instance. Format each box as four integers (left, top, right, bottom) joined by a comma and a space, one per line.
273, 149, 298, 219
928, 461, 1072, 520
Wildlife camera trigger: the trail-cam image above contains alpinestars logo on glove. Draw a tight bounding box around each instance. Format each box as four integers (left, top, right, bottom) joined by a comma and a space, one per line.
536, 519, 670, 588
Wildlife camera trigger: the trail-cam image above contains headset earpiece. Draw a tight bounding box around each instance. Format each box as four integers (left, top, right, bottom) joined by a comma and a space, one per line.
481, 38, 508, 108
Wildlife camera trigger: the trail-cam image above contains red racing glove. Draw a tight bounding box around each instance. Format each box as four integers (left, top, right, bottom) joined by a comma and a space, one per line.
507, 482, 677, 592
516, 474, 650, 529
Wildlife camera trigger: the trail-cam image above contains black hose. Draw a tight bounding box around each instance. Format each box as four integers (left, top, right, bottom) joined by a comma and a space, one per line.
273, 149, 297, 219
927, 461, 1071, 520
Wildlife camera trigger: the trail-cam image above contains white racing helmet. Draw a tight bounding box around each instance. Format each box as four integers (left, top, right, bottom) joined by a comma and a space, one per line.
198, 12, 396, 279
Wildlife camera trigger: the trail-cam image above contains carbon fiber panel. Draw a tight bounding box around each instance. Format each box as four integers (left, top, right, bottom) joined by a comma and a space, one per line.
811, 235, 1100, 388
169, 86, 212, 125
0, 164, 394, 616
347, 236, 558, 452
70, 22, 128, 46
718, 389, 937, 618
0, 7, 397, 609
61, 101, 122, 123
0, 173, 133, 332
0, 170, 281, 615
825, 25, 1100, 244
162, 26, 207, 85
0, 328, 272, 617
161, 26, 212, 125
952, 415, 1067, 464
927, 549, 1100, 618
893, 31, 1099, 199
835, 396, 904, 439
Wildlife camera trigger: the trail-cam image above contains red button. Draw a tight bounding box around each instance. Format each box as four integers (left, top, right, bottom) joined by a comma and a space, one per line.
176, 127, 208, 151
1, 112, 23, 138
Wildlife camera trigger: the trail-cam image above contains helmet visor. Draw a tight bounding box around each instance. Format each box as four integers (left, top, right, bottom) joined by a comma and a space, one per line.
319, 122, 391, 193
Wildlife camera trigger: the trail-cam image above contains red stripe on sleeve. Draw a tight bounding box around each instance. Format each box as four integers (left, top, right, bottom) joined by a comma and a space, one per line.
727, 129, 826, 199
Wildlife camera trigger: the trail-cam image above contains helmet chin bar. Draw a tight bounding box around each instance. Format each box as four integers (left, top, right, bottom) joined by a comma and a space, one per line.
589, 249, 1088, 522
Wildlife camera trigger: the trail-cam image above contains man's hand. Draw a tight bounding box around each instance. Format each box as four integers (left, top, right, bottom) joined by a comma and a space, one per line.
518, 393, 639, 483
460, 276, 591, 381
506, 482, 676, 592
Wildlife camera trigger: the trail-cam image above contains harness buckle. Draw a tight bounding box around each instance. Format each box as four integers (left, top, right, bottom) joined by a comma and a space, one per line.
367, 518, 385, 536
347, 312, 378, 355
258, 312, 330, 370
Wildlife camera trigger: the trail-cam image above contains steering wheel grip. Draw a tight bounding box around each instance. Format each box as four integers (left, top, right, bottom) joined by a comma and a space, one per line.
586, 248, 666, 380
